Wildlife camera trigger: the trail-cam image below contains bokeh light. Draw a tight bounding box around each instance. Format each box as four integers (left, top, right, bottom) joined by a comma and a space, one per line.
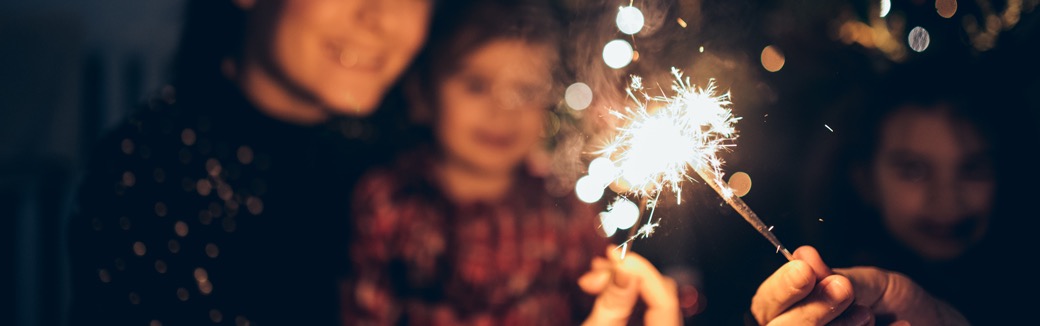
565, 82, 594, 111
603, 39, 634, 69
727, 172, 752, 197
880, 0, 891, 18
608, 198, 641, 230
760, 45, 786, 72
575, 175, 605, 203
936, 0, 958, 19
587, 157, 616, 181
908, 26, 931, 52
616, 6, 645, 35
600, 197, 641, 237
599, 212, 617, 237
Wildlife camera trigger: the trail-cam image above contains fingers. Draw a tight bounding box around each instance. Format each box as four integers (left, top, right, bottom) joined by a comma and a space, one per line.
792, 245, 833, 279
827, 304, 874, 326
768, 274, 856, 326
641, 276, 681, 326
578, 256, 612, 295
581, 246, 682, 326
751, 260, 817, 324
616, 252, 680, 326
612, 251, 671, 308
833, 267, 969, 326
582, 264, 640, 326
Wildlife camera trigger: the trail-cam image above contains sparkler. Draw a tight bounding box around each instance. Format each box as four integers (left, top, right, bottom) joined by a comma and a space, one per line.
598, 68, 793, 260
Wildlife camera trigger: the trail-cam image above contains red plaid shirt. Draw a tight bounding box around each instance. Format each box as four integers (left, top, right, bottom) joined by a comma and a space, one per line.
341, 153, 607, 325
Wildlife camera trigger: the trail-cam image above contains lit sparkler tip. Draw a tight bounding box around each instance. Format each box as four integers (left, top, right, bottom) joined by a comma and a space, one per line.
599, 68, 738, 202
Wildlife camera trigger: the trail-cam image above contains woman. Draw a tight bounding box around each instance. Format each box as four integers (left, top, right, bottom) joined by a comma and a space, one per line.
68, 0, 435, 325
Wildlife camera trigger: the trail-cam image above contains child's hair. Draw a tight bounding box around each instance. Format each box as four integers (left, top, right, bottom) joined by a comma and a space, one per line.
406, 0, 567, 123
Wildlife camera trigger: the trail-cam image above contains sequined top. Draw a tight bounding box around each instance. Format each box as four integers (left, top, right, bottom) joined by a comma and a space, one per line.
68, 81, 390, 326
341, 151, 608, 325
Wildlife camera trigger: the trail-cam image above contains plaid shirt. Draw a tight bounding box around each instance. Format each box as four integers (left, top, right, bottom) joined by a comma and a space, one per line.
342, 152, 607, 325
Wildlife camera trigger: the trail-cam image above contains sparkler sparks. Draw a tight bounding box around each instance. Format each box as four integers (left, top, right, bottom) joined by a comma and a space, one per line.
597, 68, 794, 260
599, 68, 737, 203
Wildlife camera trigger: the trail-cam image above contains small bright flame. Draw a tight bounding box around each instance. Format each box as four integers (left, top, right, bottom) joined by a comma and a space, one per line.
599, 68, 738, 202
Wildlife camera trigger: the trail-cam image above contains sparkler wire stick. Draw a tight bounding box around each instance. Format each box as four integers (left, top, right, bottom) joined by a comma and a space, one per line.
618, 192, 661, 260
693, 166, 794, 260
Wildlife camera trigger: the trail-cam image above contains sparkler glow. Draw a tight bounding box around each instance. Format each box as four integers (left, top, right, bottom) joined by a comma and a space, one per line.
597, 68, 794, 260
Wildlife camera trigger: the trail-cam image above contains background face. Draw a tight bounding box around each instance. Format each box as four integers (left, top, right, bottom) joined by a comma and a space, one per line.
871, 107, 995, 261
435, 39, 554, 176
253, 0, 432, 115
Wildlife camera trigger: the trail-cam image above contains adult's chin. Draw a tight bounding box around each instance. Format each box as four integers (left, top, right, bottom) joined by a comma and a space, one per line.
320, 87, 387, 117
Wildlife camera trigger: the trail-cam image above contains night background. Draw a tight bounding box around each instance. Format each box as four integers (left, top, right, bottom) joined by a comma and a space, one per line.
3, 0, 1038, 325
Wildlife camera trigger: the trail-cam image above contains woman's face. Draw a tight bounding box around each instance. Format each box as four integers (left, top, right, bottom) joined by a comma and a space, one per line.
436, 39, 555, 176
870, 106, 994, 261
244, 0, 432, 117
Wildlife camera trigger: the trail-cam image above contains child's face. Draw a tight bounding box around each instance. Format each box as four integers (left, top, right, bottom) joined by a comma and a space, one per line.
435, 39, 554, 175
245, 0, 432, 115
870, 106, 994, 261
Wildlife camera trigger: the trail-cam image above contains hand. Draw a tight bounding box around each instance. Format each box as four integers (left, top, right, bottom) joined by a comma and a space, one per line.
578, 246, 682, 326
834, 266, 968, 326
750, 246, 968, 326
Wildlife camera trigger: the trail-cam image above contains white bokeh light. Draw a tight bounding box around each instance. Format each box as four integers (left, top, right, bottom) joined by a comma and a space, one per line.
616, 6, 645, 35
602, 39, 634, 69
565, 82, 593, 111
880, 0, 891, 18
587, 157, 616, 182
575, 175, 605, 203
607, 198, 641, 230
908, 26, 930, 52
599, 212, 618, 237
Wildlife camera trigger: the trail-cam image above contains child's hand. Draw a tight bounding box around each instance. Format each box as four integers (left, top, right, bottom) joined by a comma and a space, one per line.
578, 246, 681, 326
750, 246, 969, 326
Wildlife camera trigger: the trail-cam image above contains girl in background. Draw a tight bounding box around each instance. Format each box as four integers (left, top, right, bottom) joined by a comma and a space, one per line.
341, 1, 680, 325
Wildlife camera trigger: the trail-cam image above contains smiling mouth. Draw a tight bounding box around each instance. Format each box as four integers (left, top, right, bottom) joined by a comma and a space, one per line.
326, 43, 383, 72
474, 130, 517, 150
916, 218, 978, 243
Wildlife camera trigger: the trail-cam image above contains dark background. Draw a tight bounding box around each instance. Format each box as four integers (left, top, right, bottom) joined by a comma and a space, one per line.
2, 0, 1037, 325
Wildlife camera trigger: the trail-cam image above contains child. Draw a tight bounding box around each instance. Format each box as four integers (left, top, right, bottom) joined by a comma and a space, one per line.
340, 1, 679, 325
750, 60, 1039, 325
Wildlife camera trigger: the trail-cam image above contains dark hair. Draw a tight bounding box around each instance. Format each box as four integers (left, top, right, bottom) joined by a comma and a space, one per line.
406, 0, 567, 123
169, 0, 247, 98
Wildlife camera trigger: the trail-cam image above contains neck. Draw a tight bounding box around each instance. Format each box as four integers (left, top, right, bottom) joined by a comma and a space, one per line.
437, 157, 515, 204
235, 58, 329, 126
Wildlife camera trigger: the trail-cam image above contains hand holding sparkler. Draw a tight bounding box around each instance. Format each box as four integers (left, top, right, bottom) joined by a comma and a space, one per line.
579, 246, 682, 326
597, 68, 793, 260
751, 246, 970, 325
